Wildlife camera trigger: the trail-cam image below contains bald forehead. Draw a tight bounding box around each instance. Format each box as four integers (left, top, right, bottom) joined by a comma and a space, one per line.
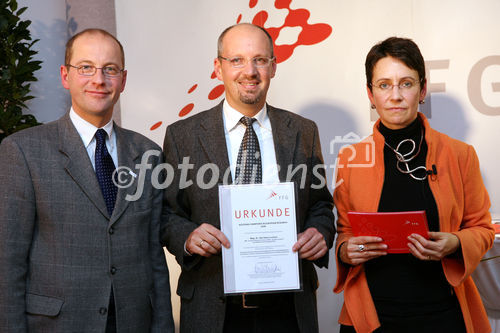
218, 23, 274, 56
67, 31, 124, 67
226, 23, 264, 36
74, 31, 120, 51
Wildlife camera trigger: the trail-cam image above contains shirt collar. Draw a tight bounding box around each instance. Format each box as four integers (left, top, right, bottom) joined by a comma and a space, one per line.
222, 99, 271, 132
69, 107, 114, 148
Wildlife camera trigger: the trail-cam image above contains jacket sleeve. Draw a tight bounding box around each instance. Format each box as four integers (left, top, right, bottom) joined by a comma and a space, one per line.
149, 152, 175, 333
443, 145, 495, 286
0, 138, 36, 332
161, 125, 203, 271
303, 122, 335, 268
332, 147, 355, 293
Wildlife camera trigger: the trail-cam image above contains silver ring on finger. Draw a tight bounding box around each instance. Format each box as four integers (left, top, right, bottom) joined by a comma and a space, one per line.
199, 240, 206, 248
358, 244, 365, 252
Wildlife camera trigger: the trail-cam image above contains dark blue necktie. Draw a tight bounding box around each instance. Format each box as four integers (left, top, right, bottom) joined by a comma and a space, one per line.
95, 129, 117, 216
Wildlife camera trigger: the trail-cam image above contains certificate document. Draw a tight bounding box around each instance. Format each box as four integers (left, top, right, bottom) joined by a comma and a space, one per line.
219, 182, 300, 294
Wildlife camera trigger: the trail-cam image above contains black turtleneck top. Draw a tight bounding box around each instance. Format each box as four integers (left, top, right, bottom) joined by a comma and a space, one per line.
364, 117, 456, 317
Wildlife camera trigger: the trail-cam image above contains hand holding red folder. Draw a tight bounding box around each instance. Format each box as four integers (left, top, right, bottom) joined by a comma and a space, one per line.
339, 235, 388, 266
407, 231, 461, 261
348, 211, 429, 254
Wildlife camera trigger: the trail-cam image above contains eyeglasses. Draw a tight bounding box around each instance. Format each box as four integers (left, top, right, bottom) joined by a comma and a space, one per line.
218, 56, 275, 68
370, 79, 420, 93
66, 64, 124, 77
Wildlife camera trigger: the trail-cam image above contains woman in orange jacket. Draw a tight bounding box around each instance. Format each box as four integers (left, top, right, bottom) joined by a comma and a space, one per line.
334, 37, 495, 333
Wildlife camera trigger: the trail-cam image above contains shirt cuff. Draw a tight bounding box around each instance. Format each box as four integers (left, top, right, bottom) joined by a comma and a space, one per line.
183, 240, 192, 256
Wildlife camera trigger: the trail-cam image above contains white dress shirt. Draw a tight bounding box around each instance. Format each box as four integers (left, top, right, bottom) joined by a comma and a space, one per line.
69, 107, 118, 170
222, 99, 280, 184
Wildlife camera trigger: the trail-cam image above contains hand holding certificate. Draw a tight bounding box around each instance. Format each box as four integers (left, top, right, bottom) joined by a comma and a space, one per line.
219, 182, 301, 295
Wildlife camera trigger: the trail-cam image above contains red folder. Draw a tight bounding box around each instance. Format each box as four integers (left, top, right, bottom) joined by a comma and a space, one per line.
348, 211, 430, 253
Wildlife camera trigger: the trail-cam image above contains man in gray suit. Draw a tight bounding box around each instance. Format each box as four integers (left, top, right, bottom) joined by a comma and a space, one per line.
162, 23, 335, 332
0, 29, 174, 333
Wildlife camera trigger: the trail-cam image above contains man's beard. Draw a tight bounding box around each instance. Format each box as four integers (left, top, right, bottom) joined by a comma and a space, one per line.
239, 91, 262, 105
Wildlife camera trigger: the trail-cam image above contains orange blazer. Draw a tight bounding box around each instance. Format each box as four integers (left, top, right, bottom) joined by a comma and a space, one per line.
333, 113, 495, 333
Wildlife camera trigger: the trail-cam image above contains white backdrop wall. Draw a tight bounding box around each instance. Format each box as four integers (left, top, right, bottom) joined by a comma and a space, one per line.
115, 1, 500, 332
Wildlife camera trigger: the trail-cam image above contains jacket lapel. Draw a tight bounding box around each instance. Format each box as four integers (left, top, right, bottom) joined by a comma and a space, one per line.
198, 102, 232, 183
268, 105, 297, 182
58, 114, 110, 218
110, 125, 140, 224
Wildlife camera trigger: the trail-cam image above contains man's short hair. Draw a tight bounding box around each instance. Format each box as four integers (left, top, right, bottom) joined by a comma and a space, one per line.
365, 36, 425, 91
217, 23, 274, 57
65, 28, 125, 67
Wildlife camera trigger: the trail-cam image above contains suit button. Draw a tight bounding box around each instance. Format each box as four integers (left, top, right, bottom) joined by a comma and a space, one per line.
109, 227, 114, 235
99, 307, 107, 315
110, 266, 117, 275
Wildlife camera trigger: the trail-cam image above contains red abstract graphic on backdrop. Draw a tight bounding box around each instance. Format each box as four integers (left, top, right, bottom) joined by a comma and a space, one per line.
150, 0, 332, 131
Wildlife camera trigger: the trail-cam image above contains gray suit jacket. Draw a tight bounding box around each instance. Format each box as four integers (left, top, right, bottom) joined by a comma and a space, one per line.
161, 102, 335, 333
0, 114, 174, 333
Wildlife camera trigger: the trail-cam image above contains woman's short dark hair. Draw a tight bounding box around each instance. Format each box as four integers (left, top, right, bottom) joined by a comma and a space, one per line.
365, 37, 425, 91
